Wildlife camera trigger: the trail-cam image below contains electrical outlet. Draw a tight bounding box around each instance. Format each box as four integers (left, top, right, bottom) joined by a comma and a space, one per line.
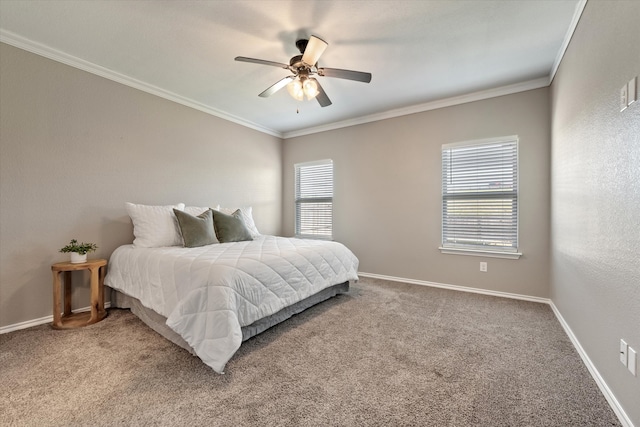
620, 84, 628, 112
480, 262, 487, 272
628, 77, 637, 106
620, 339, 628, 365
629, 347, 637, 376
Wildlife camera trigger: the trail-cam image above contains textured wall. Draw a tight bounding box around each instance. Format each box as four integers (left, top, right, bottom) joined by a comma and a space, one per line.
0, 43, 283, 328
550, 1, 640, 423
283, 88, 551, 298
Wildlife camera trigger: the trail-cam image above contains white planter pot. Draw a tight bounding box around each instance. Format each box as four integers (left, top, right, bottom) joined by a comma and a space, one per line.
70, 252, 87, 264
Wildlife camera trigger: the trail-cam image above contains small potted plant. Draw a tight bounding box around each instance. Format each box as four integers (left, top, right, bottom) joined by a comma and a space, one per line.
59, 239, 98, 264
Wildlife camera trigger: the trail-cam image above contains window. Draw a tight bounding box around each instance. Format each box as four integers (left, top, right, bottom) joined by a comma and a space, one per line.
295, 159, 333, 239
440, 136, 521, 259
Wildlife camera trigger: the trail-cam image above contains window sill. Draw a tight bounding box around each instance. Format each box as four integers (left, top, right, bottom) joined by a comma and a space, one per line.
438, 247, 522, 259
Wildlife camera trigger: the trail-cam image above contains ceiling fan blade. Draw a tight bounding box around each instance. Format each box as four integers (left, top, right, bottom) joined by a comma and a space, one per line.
235, 56, 290, 70
302, 35, 328, 67
318, 67, 372, 83
313, 79, 332, 107
259, 76, 295, 98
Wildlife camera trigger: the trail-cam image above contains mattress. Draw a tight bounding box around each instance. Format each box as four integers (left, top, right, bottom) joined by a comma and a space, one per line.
104, 235, 359, 373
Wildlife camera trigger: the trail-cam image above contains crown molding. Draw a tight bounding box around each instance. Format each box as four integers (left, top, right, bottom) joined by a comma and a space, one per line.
550, 0, 587, 83
283, 76, 550, 139
0, 30, 283, 138
1, 27, 558, 141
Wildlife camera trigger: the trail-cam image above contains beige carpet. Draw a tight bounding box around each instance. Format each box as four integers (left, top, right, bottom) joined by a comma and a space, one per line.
0, 278, 620, 426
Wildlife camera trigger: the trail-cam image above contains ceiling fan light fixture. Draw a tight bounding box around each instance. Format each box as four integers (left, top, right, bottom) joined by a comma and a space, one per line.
287, 77, 319, 101
287, 78, 304, 101
303, 78, 319, 100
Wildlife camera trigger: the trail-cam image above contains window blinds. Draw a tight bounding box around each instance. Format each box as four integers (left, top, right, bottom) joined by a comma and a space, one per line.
295, 159, 333, 239
441, 138, 518, 252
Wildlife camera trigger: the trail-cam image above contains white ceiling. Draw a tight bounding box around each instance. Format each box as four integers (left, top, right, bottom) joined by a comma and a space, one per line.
0, 0, 582, 138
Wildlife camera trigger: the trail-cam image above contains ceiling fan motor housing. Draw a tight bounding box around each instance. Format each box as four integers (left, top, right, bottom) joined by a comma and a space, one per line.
295, 39, 309, 54
289, 55, 306, 70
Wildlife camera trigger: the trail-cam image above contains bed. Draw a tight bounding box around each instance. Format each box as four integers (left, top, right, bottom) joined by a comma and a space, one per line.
105, 234, 359, 373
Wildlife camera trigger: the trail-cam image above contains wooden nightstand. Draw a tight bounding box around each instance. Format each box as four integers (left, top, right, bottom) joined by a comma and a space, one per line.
51, 259, 108, 329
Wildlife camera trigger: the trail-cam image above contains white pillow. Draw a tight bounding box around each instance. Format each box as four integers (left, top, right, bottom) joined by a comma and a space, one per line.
125, 202, 185, 247
184, 205, 220, 216
219, 206, 260, 238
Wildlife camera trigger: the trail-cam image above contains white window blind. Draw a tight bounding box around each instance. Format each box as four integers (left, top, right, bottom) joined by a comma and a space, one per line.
295, 159, 333, 239
441, 137, 519, 256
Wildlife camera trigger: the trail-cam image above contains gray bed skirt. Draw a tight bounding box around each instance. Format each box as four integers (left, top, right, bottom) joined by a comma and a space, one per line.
110, 282, 350, 355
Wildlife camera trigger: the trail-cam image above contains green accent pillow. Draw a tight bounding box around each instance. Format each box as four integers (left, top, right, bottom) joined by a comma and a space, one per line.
173, 208, 217, 248
212, 209, 253, 243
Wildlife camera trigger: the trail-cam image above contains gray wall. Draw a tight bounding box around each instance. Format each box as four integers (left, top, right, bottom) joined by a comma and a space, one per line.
0, 43, 283, 328
283, 88, 551, 298
550, 1, 640, 423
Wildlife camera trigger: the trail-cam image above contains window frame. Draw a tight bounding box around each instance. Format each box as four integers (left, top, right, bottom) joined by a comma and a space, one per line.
294, 159, 334, 240
439, 136, 522, 259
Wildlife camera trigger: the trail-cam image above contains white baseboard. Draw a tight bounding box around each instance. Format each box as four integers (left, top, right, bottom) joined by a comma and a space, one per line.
0, 302, 111, 334
358, 272, 550, 304
358, 271, 633, 427
549, 302, 634, 427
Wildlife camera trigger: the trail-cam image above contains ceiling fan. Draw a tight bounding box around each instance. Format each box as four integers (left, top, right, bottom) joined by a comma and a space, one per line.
235, 35, 372, 107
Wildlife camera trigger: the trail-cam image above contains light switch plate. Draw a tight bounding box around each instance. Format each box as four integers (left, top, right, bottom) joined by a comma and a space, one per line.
629, 347, 637, 376
620, 84, 628, 112
628, 77, 637, 106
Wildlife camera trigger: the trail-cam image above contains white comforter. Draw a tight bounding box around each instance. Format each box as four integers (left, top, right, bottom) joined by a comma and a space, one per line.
104, 236, 359, 373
